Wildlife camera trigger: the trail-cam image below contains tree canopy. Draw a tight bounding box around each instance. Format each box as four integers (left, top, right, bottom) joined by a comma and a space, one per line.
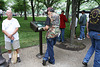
0, 0, 6, 10
38, 0, 61, 8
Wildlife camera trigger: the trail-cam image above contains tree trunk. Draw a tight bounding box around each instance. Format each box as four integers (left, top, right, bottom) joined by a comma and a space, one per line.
66, 0, 70, 19
37, 2, 39, 16
31, 0, 35, 21
24, 0, 27, 20
77, 0, 80, 21
70, 0, 77, 45
20, 11, 22, 17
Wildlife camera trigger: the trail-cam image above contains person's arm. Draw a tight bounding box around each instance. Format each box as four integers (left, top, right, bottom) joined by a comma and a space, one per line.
43, 16, 50, 31
11, 27, 19, 35
43, 25, 49, 31
2, 28, 19, 39
2, 30, 12, 38
86, 22, 90, 38
64, 15, 68, 22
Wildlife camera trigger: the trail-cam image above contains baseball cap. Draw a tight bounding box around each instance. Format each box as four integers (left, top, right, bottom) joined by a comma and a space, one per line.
47, 7, 54, 12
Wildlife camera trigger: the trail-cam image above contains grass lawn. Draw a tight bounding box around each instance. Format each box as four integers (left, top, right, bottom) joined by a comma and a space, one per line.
0, 16, 86, 52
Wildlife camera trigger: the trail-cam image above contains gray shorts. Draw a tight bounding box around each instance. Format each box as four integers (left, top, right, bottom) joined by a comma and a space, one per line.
5, 40, 20, 50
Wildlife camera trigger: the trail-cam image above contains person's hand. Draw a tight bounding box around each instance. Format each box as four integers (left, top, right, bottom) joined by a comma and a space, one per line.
43, 25, 49, 31
10, 36, 14, 40
7, 34, 12, 38
87, 33, 90, 38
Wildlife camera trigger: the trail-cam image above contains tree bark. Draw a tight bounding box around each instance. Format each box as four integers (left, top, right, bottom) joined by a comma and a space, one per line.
24, 0, 27, 20
20, 11, 22, 17
66, 0, 70, 19
77, 0, 80, 20
37, 2, 39, 16
70, 0, 77, 45
31, 0, 35, 21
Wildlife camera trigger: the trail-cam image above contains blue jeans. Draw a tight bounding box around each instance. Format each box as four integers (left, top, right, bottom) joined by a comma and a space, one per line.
83, 31, 100, 67
80, 26, 85, 39
58, 28, 65, 42
43, 37, 57, 64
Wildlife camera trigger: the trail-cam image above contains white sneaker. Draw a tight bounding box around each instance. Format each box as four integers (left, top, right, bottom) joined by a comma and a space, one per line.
83, 38, 85, 39
78, 38, 82, 40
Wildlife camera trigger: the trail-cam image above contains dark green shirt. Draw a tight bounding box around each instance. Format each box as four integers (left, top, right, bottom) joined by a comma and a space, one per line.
79, 14, 87, 26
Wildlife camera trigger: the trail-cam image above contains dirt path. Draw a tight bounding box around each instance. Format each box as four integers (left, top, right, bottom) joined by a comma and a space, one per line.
2, 38, 94, 67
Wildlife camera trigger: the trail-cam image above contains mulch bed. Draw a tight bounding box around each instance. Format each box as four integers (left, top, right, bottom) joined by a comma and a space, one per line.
55, 39, 86, 51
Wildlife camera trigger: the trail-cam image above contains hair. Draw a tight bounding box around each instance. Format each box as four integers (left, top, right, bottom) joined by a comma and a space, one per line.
61, 10, 64, 13
6, 10, 12, 14
47, 7, 54, 12
82, 10, 85, 13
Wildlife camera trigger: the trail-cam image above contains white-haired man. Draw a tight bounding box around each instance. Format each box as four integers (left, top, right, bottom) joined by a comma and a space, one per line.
2, 10, 21, 64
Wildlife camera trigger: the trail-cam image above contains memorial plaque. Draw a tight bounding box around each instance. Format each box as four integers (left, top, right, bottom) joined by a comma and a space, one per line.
30, 21, 45, 32
30, 21, 45, 59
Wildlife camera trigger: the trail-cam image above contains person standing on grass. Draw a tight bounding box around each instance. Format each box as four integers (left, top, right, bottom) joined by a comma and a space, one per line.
78, 10, 87, 40
58, 10, 68, 42
2, 10, 21, 64
82, 6, 100, 67
70, 15, 78, 38
42, 7, 60, 66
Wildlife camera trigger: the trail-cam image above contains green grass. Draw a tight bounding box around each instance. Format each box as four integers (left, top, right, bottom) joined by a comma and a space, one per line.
0, 16, 86, 53
0, 17, 47, 52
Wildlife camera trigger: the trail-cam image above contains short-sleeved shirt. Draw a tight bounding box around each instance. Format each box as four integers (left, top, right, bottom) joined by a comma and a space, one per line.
45, 16, 51, 26
46, 13, 61, 38
2, 18, 20, 42
79, 14, 87, 26
70, 17, 78, 27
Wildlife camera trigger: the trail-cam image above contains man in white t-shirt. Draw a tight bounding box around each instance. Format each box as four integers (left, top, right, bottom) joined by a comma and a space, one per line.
2, 10, 21, 64
70, 16, 78, 38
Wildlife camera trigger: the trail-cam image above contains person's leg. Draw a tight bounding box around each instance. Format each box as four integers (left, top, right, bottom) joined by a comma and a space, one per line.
5, 41, 12, 64
42, 38, 50, 66
43, 39, 49, 61
82, 26, 85, 39
93, 32, 100, 67
13, 40, 21, 62
80, 26, 82, 39
83, 44, 95, 63
61, 28, 65, 42
82, 31, 95, 66
74, 27, 77, 38
48, 38, 55, 64
53, 37, 57, 45
58, 28, 62, 42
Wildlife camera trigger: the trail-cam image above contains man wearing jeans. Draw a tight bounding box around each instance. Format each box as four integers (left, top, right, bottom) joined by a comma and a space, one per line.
42, 7, 60, 66
58, 10, 68, 42
82, 6, 100, 67
78, 10, 87, 40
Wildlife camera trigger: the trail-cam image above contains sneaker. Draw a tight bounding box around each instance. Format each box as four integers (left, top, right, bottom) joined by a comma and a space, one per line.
8, 58, 11, 64
78, 38, 82, 40
82, 61, 87, 66
83, 38, 85, 39
17, 57, 21, 62
58, 40, 61, 42
42, 60, 47, 66
48, 59, 55, 65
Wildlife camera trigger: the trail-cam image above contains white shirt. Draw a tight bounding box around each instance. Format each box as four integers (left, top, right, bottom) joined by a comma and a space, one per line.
2, 18, 20, 42
70, 17, 78, 27
87, 17, 89, 22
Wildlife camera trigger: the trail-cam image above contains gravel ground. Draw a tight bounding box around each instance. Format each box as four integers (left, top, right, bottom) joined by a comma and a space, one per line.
2, 38, 94, 67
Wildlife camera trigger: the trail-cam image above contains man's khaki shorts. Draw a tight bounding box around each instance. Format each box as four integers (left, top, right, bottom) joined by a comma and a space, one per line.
5, 40, 20, 50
